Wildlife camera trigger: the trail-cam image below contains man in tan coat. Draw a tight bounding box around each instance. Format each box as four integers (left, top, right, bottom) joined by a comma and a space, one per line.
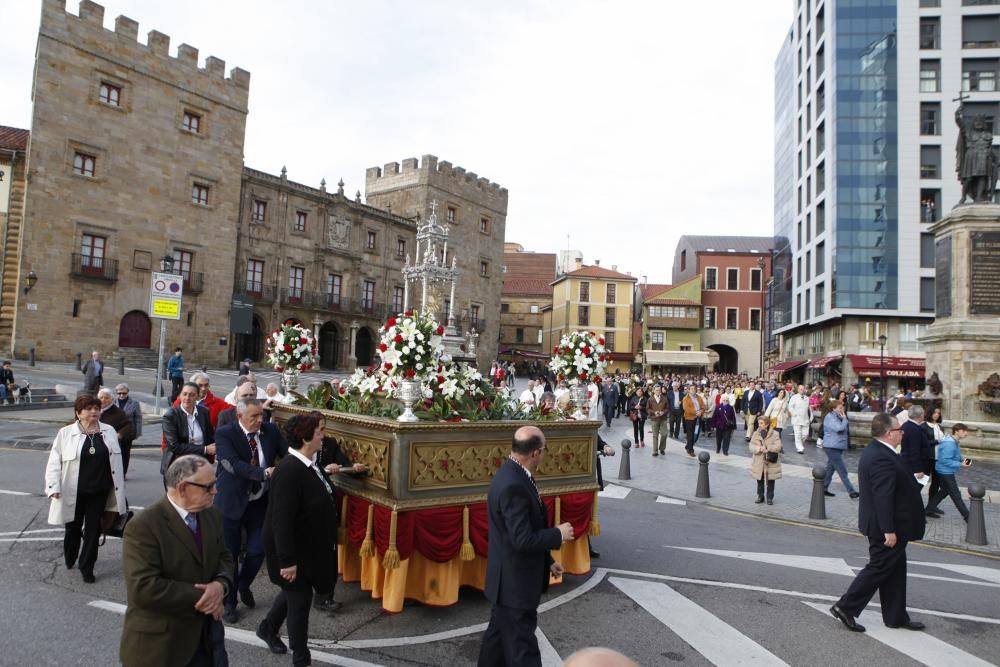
120, 455, 233, 667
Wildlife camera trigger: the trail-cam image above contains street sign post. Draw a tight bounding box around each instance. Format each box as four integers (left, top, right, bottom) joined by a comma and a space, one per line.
150, 272, 183, 410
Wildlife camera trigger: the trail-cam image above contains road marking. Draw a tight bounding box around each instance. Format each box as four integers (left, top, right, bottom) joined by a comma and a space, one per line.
535, 628, 562, 666
610, 576, 789, 666
88, 601, 385, 666
910, 561, 1000, 585
0, 536, 119, 542
901, 572, 1000, 589
598, 484, 631, 500
0, 489, 31, 496
670, 547, 856, 577
0, 528, 62, 536
802, 602, 995, 666
655, 496, 687, 505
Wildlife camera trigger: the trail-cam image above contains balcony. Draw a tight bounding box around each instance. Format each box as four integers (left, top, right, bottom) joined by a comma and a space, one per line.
350, 298, 386, 320
646, 315, 700, 329
71, 253, 118, 282
234, 281, 276, 304
310, 291, 346, 312
183, 272, 204, 295
280, 288, 307, 307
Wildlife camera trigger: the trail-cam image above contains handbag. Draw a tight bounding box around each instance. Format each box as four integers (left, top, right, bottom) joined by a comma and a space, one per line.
99, 509, 134, 545
765, 451, 779, 463
628, 411, 638, 422
770, 416, 778, 429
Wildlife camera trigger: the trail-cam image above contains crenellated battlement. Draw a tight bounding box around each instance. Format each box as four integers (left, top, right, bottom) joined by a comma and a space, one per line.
40, 0, 251, 97
366, 154, 508, 198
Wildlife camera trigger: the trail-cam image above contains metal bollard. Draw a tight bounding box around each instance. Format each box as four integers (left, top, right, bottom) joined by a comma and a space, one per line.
29, 348, 35, 367
617, 438, 632, 481
809, 465, 828, 520
75, 352, 82, 370
696, 451, 711, 498
966, 484, 988, 546
202, 365, 208, 373
118, 355, 125, 376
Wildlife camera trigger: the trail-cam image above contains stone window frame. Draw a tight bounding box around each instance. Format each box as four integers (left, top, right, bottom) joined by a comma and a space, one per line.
392, 285, 405, 313
365, 229, 378, 252
293, 210, 308, 234
480, 258, 490, 278
189, 173, 218, 209
396, 237, 407, 260
479, 216, 490, 235
91, 70, 130, 114
446, 204, 458, 224
75, 220, 118, 267
177, 101, 210, 139
67, 139, 108, 183
72, 152, 97, 178
251, 198, 268, 224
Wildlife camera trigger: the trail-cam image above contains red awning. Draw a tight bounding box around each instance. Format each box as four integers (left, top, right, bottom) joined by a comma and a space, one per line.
808, 355, 843, 369
847, 354, 926, 379
767, 359, 809, 373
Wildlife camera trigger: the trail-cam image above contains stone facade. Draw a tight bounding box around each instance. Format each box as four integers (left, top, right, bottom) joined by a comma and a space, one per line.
365, 156, 508, 367
0, 127, 30, 352
233, 168, 417, 370
11, 0, 250, 365
499, 244, 556, 361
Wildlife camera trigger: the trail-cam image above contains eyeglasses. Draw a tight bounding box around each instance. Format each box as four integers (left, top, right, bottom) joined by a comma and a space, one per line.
196, 383, 210, 388
184, 480, 217, 492
889, 427, 903, 433
116, 392, 128, 396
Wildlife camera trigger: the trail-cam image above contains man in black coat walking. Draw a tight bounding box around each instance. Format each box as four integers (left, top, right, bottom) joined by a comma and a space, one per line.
830, 413, 926, 633
477, 426, 574, 667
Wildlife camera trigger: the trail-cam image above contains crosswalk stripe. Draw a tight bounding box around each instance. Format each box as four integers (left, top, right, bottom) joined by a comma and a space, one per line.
802, 602, 995, 666
610, 576, 789, 666
910, 561, 1000, 585
671, 547, 856, 577
655, 496, 687, 506
535, 628, 562, 666
0, 489, 32, 496
598, 484, 631, 499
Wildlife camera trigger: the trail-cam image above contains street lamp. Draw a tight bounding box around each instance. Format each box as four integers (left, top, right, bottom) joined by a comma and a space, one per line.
757, 256, 766, 378
878, 333, 887, 412
154, 255, 176, 410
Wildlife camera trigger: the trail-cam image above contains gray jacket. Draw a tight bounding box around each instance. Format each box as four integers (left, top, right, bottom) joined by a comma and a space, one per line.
119, 397, 143, 438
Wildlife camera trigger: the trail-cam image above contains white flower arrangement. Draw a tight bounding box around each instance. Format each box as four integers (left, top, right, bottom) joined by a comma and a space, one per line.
548, 331, 609, 385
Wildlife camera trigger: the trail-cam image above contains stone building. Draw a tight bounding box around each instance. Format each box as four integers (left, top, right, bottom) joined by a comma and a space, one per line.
499, 243, 556, 368
365, 156, 508, 367
7, 0, 250, 366
232, 168, 418, 370
0, 126, 30, 352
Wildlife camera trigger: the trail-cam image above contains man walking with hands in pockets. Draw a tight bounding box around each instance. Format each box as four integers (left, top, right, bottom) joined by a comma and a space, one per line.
478, 426, 574, 667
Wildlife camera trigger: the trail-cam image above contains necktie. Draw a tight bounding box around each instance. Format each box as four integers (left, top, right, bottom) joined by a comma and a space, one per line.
312, 464, 333, 495
247, 432, 262, 494
184, 513, 203, 555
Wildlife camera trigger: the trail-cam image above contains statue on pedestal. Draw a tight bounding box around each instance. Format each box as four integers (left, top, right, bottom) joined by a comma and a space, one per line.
955, 97, 998, 206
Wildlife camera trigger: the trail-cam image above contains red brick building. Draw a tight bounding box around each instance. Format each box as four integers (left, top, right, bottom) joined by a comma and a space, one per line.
499, 243, 556, 365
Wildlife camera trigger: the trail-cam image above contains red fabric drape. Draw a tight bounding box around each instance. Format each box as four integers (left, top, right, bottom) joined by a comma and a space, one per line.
469, 504, 489, 558
411, 506, 465, 562
346, 496, 370, 546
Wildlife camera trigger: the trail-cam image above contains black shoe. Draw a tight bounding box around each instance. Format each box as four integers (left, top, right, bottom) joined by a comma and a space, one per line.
313, 598, 343, 614
222, 606, 238, 624
659, 449, 665, 455
885, 620, 925, 631
755, 496, 765, 504
925, 509, 943, 518
849, 492, 860, 499
239, 588, 256, 608
824, 491, 836, 498
589, 549, 600, 559
766, 499, 774, 505
652, 452, 658, 457
830, 605, 865, 632
256, 620, 288, 654
81, 570, 95, 584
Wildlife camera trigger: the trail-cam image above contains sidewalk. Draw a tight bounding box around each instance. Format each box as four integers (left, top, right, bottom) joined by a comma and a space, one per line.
601, 421, 1000, 556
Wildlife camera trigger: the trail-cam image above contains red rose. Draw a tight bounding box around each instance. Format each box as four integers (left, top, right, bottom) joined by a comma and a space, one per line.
284, 344, 292, 352
580, 373, 588, 381
598, 337, 605, 346
553, 346, 559, 353
384, 363, 393, 371
438, 375, 446, 385
394, 334, 404, 344
582, 345, 591, 355
276, 366, 284, 372
338, 386, 346, 395
300, 337, 307, 344
436, 325, 445, 335
387, 317, 397, 327
405, 311, 413, 316
379, 342, 388, 352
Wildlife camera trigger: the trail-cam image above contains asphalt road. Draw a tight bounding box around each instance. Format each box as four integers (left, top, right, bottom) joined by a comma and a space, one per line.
1, 442, 998, 666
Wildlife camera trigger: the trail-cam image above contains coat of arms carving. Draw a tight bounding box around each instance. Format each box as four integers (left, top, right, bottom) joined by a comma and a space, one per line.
327, 218, 351, 249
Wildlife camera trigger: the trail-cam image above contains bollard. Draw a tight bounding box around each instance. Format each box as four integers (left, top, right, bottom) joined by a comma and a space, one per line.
118, 355, 125, 376
617, 438, 632, 481
75, 352, 82, 371
29, 348, 35, 367
809, 465, 828, 520
202, 365, 208, 373
966, 484, 988, 546
695, 451, 711, 498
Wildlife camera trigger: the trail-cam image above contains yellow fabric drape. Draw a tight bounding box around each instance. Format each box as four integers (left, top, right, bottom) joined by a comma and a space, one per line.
589, 490, 601, 536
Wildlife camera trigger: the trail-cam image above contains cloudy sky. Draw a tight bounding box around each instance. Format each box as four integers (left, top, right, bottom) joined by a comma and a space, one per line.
0, 1, 792, 284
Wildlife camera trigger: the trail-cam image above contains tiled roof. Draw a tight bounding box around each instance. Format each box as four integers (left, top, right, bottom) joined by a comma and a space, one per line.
0, 126, 29, 152
559, 265, 637, 282
679, 235, 774, 254
504, 251, 557, 281
502, 277, 553, 297
639, 283, 671, 299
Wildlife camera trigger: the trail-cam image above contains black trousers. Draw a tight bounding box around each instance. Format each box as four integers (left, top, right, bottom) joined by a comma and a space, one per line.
755, 478, 775, 500
170, 377, 184, 403
925, 473, 969, 520
669, 409, 683, 439
683, 419, 698, 453
264, 587, 313, 667
64, 489, 107, 574
632, 416, 646, 444
716, 428, 733, 454
121, 440, 133, 475
836, 537, 910, 625
477, 604, 541, 667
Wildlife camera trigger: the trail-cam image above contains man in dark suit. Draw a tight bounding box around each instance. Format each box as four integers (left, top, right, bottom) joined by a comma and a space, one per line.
665, 381, 684, 439
600, 378, 619, 428
477, 426, 574, 667
162, 382, 216, 478
900, 405, 935, 510
744, 383, 765, 441
215, 397, 287, 623
120, 455, 234, 667
830, 413, 926, 633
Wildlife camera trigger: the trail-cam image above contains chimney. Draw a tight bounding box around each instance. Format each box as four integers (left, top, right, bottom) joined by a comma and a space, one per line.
574, 257, 583, 269
595, 259, 600, 266
612, 264, 617, 272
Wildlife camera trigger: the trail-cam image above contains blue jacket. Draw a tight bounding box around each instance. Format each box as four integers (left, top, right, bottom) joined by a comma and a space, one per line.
822, 412, 849, 450
166, 354, 185, 379
214, 422, 288, 521
935, 436, 963, 475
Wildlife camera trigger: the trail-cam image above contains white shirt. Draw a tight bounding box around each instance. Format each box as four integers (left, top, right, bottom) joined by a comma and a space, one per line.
787, 393, 811, 425
179, 404, 204, 446
519, 389, 536, 405
167, 495, 194, 524
239, 422, 268, 502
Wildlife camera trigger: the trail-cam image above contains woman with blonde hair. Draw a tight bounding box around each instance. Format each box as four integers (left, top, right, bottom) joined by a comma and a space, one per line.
749, 414, 782, 505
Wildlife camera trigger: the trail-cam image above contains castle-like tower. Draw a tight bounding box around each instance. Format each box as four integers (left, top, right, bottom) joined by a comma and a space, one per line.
365, 155, 507, 366
6, 0, 250, 364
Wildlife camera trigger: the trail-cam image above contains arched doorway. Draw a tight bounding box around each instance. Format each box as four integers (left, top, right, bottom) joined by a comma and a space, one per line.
355, 327, 375, 367
235, 315, 264, 363
707, 343, 738, 374
319, 322, 340, 370
118, 310, 151, 348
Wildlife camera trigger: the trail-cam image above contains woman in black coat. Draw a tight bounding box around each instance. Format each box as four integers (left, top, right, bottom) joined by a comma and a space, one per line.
627, 386, 648, 447
258, 414, 338, 664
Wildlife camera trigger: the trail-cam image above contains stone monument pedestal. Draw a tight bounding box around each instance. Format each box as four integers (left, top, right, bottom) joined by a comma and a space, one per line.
922, 204, 1000, 422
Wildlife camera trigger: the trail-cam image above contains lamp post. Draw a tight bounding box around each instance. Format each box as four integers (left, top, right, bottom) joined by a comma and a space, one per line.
757, 256, 766, 378
878, 333, 887, 412
154, 255, 175, 411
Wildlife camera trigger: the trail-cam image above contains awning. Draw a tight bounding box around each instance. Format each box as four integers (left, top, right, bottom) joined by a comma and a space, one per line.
643, 350, 712, 367
808, 355, 843, 369
767, 359, 809, 373
847, 354, 926, 379
498, 348, 551, 360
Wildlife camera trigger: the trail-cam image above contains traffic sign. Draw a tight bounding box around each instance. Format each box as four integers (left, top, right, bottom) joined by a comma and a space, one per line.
150, 271, 183, 320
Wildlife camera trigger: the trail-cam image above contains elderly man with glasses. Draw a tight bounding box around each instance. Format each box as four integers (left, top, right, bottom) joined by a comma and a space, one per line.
120, 455, 233, 667
113, 384, 143, 475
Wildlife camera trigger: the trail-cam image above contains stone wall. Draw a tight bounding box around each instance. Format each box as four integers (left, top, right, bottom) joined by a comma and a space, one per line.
13, 0, 249, 366
846, 411, 1000, 455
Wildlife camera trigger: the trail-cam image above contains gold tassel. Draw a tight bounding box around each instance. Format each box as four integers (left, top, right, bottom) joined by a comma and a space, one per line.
589, 491, 601, 536
382, 510, 401, 570
554, 496, 562, 526
337, 496, 348, 546
459, 505, 475, 561
358, 504, 375, 558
